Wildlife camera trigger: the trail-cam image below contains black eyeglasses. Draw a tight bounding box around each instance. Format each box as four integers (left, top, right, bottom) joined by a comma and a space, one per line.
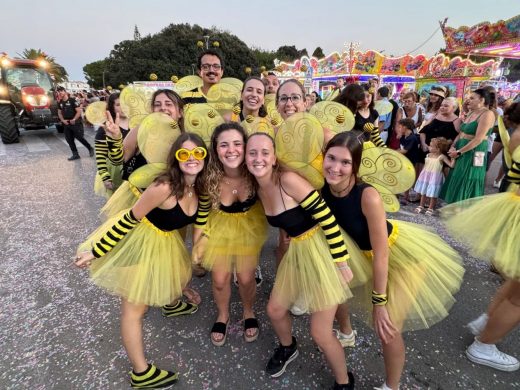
201, 64, 222, 71
278, 94, 302, 104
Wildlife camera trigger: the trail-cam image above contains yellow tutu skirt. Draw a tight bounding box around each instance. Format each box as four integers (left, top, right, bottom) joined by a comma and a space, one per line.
78, 210, 192, 306
99, 181, 141, 220
202, 201, 268, 273
93, 163, 124, 199
442, 192, 520, 280
273, 226, 353, 313
349, 220, 464, 331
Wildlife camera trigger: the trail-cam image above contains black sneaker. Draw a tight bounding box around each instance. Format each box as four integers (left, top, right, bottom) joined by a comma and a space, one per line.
89, 148, 95, 157
130, 364, 178, 388
68, 154, 80, 161
266, 336, 299, 377
332, 372, 355, 390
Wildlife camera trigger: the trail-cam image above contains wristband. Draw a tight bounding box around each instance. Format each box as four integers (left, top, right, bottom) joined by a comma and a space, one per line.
372, 291, 388, 306
456, 150, 462, 157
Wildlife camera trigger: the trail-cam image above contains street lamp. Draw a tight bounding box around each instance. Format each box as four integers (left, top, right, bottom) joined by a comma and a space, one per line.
203, 35, 210, 50
102, 70, 106, 89
191, 64, 196, 75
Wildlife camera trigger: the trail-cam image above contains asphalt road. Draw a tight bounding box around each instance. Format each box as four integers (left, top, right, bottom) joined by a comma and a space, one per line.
0, 126, 518, 390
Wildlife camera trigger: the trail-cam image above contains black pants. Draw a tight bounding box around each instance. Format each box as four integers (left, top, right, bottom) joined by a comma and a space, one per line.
64, 123, 91, 153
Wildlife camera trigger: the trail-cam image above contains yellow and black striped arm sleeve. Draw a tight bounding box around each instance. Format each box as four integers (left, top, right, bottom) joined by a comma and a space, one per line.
91, 210, 140, 258
194, 195, 211, 228
94, 139, 111, 181
106, 135, 124, 164
363, 123, 387, 148
300, 191, 350, 263
506, 157, 520, 184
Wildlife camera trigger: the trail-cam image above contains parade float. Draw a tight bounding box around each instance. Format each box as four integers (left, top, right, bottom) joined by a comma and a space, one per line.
438, 14, 520, 99
273, 46, 500, 101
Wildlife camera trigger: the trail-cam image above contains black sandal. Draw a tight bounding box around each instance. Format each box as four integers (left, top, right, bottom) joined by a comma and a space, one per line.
210, 321, 228, 347
243, 318, 259, 342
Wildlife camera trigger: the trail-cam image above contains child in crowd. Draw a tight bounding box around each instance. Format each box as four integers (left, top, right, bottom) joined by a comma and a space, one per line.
414, 137, 454, 215
396, 118, 420, 204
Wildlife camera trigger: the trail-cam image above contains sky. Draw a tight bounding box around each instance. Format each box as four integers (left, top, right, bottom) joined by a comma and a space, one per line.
2, 0, 519, 81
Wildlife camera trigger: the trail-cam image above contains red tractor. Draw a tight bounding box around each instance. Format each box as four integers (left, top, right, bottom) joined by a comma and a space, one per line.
0, 55, 61, 144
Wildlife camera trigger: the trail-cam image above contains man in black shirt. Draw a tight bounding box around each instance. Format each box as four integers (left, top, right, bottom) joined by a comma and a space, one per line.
57, 86, 94, 160
181, 50, 224, 105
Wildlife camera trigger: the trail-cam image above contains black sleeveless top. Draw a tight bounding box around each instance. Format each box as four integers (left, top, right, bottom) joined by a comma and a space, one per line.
146, 202, 197, 231
266, 207, 317, 237
322, 183, 392, 250
265, 185, 316, 237
419, 118, 458, 145
354, 108, 379, 131
220, 195, 257, 213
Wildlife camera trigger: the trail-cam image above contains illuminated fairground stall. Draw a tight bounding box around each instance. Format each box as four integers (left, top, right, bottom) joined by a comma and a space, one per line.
272, 45, 500, 101
436, 15, 520, 99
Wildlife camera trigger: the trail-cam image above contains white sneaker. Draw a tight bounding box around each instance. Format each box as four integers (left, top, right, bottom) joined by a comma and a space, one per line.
333, 329, 357, 348
493, 179, 502, 188
374, 383, 397, 390
255, 265, 263, 287
290, 298, 308, 316
233, 268, 238, 287
466, 338, 520, 372
467, 313, 488, 336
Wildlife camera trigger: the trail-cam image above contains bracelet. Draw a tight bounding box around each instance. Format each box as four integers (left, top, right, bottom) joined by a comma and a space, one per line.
457, 150, 462, 156
372, 290, 388, 305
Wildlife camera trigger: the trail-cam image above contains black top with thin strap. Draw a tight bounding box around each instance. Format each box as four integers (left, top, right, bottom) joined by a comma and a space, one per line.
146, 203, 197, 231
265, 184, 316, 237
219, 195, 257, 213
322, 183, 392, 250
419, 118, 458, 145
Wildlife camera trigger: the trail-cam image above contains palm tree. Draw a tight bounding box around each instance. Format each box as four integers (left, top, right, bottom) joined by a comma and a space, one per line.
18, 48, 69, 82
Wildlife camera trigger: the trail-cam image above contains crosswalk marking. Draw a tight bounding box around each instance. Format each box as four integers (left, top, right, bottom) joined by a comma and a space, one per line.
24, 135, 51, 152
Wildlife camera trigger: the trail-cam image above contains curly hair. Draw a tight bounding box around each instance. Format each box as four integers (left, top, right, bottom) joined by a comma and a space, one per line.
430, 137, 450, 155
205, 122, 255, 207
155, 132, 207, 199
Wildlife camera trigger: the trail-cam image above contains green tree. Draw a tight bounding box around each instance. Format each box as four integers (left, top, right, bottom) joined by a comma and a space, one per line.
251, 47, 277, 71
275, 45, 308, 62
18, 48, 68, 82
83, 59, 109, 89
312, 47, 325, 59
84, 23, 260, 87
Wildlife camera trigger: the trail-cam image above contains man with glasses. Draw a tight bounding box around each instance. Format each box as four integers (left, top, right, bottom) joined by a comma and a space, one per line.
182, 49, 224, 105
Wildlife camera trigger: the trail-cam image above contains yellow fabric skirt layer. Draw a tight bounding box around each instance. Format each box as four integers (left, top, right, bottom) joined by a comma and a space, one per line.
340, 228, 373, 289
77, 210, 192, 307
273, 226, 353, 313
349, 220, 464, 332
442, 192, 520, 281
202, 201, 268, 273
93, 163, 124, 199
99, 181, 141, 220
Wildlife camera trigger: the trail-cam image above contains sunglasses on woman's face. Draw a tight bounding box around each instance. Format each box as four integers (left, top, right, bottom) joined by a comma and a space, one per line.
175, 147, 207, 162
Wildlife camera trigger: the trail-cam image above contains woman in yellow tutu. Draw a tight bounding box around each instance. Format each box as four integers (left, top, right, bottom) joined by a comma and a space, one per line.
93, 92, 129, 199
101, 89, 185, 219
321, 131, 464, 390
75, 133, 209, 388
443, 101, 520, 372
246, 132, 355, 390
192, 122, 267, 346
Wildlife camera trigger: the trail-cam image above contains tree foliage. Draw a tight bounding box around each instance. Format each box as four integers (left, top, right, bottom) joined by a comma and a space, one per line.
275, 45, 308, 62
312, 47, 325, 59
83, 59, 108, 89
84, 24, 261, 87
18, 48, 68, 82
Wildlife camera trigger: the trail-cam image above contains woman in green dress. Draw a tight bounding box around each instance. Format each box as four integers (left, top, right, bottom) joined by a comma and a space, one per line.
440, 88, 495, 203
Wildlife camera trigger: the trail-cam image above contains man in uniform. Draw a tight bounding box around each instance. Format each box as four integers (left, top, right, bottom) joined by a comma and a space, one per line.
57, 86, 94, 160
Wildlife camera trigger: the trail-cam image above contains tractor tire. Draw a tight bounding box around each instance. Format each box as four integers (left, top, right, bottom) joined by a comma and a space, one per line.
0, 104, 19, 144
